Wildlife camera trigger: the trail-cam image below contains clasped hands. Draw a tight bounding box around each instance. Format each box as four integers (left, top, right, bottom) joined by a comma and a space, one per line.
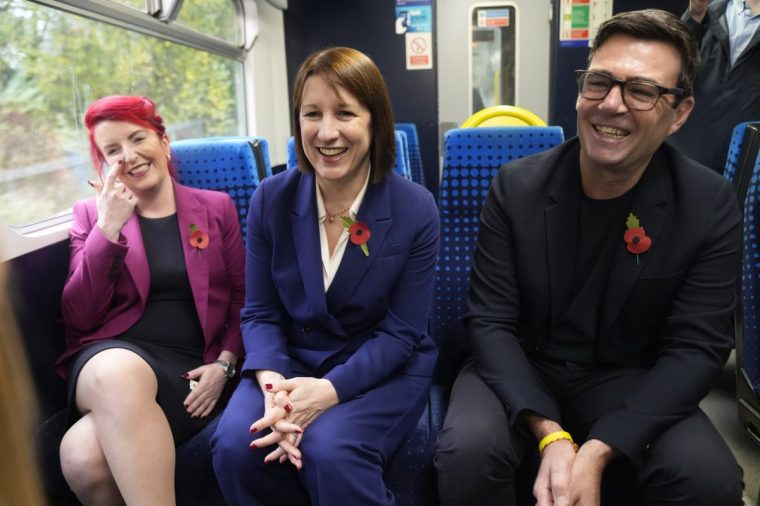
525, 413, 616, 506
532, 438, 615, 506
249, 375, 339, 470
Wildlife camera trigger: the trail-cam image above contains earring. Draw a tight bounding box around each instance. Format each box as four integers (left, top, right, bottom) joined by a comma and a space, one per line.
167, 153, 172, 161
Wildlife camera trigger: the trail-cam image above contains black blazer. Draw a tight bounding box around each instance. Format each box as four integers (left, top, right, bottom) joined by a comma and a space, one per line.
466, 138, 741, 465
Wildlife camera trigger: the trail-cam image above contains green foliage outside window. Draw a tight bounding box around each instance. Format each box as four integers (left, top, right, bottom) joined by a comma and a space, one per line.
0, 0, 243, 227
177, 0, 238, 44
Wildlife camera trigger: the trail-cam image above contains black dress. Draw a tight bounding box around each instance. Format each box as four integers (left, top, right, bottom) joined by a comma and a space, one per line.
67, 214, 219, 445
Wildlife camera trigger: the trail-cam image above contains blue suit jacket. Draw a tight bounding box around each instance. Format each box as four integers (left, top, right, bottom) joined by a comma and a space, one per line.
241, 169, 439, 401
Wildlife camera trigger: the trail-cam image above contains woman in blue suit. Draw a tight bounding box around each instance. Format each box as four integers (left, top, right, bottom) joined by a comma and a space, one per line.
211, 47, 439, 505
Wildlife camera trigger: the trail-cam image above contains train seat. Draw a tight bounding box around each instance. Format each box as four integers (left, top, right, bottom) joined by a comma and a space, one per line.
394, 130, 413, 180
287, 135, 298, 170
396, 122, 426, 186
433, 126, 565, 387
736, 132, 760, 448
383, 126, 566, 505
461, 105, 548, 128
172, 136, 272, 242
723, 121, 760, 212
286, 132, 414, 181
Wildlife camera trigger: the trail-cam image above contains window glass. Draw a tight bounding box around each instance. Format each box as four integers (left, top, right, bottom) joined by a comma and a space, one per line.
110, 0, 147, 10
0, 0, 242, 228
470, 5, 517, 113
176, 0, 239, 45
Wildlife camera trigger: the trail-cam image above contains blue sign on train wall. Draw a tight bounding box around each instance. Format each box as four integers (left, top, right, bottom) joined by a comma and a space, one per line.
477, 8, 510, 27
395, 0, 432, 34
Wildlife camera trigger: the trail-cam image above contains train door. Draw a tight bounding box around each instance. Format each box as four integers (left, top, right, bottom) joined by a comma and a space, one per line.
437, 0, 551, 129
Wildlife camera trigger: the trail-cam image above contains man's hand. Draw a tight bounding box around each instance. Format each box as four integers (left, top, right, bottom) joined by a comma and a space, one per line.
522, 411, 577, 506
565, 439, 618, 506
533, 439, 577, 506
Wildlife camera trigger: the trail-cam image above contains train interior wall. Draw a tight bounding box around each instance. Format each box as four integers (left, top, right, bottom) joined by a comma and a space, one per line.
5, 0, 758, 503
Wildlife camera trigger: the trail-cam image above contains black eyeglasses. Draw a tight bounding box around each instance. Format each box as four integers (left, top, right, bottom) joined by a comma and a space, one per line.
574, 70, 684, 111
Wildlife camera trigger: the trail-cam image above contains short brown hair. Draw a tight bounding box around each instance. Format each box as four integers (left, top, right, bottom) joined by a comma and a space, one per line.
291, 47, 396, 183
589, 9, 699, 99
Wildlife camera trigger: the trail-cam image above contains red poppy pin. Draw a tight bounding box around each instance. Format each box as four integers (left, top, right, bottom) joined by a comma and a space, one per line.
189, 223, 209, 255
624, 212, 651, 265
340, 216, 371, 257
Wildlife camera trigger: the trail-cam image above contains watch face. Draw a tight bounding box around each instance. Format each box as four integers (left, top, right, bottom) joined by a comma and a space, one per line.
217, 360, 235, 377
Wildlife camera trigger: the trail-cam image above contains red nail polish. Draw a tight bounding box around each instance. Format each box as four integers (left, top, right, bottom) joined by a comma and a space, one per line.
284, 403, 293, 413
264, 458, 271, 464
250, 442, 257, 449
181, 373, 189, 379
265, 383, 273, 390
250, 427, 258, 434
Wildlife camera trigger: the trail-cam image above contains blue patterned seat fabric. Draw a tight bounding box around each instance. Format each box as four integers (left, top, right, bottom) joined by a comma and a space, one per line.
723, 122, 760, 212
396, 122, 426, 186
740, 143, 760, 399
287, 135, 298, 170
722, 121, 760, 450
724, 122, 752, 182
172, 136, 271, 242
287, 133, 413, 181
433, 126, 565, 386
394, 130, 412, 180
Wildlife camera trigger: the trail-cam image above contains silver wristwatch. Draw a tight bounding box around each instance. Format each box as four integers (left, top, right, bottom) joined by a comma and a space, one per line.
215, 359, 236, 378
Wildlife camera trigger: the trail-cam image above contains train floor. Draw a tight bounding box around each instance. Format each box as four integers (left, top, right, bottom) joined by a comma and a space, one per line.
700, 351, 759, 506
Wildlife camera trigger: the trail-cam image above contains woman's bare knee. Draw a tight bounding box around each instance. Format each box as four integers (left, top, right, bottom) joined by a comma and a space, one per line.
60, 416, 113, 495
76, 349, 157, 412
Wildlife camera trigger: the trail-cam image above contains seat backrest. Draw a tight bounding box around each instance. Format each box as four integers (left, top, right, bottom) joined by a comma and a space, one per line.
287, 136, 298, 170
462, 105, 548, 128
171, 136, 271, 241
433, 126, 564, 385
396, 122, 425, 186
723, 122, 760, 212
740, 152, 760, 400
394, 131, 412, 180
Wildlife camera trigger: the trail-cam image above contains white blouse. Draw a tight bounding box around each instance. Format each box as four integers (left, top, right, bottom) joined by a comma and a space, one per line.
316, 170, 370, 291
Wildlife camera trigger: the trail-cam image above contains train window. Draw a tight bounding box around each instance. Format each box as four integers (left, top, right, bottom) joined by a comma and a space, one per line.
470, 4, 517, 113
175, 0, 240, 44
0, 0, 246, 230
110, 0, 148, 10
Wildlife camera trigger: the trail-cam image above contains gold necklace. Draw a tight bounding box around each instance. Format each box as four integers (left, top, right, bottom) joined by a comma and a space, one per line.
323, 206, 350, 224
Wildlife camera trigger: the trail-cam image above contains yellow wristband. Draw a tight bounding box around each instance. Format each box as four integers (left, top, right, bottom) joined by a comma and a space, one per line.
538, 430, 577, 453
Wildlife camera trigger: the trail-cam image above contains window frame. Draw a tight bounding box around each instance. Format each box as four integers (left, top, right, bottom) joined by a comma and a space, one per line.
0, 0, 258, 261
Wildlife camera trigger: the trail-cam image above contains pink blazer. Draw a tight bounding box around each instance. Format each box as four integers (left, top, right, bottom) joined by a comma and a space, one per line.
56, 181, 245, 377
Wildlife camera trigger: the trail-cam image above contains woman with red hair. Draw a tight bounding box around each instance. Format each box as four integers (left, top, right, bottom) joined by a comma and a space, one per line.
56, 95, 244, 505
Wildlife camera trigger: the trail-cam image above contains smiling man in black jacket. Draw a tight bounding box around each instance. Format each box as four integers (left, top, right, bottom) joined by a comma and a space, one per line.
435, 9, 744, 506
